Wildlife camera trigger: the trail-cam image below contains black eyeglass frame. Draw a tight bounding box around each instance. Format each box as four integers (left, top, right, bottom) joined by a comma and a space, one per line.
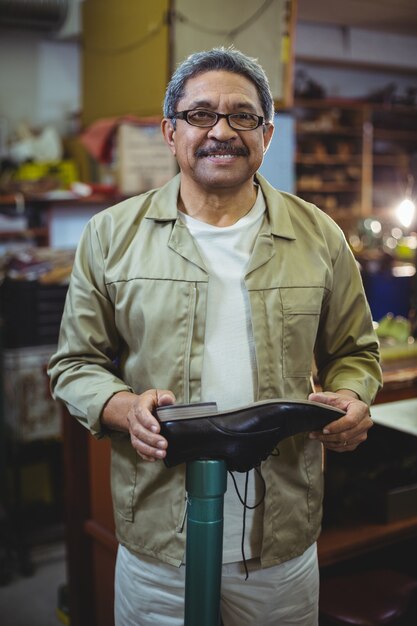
172, 109, 266, 131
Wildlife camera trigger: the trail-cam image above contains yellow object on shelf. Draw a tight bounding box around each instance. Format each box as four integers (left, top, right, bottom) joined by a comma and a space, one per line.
376, 313, 411, 344
15, 160, 78, 189
380, 341, 417, 362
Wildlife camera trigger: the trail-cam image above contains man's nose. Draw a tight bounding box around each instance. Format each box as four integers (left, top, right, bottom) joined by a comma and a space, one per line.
207, 117, 238, 140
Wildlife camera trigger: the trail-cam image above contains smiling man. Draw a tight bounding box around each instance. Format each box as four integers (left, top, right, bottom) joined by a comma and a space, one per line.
49, 48, 382, 626
162, 69, 274, 214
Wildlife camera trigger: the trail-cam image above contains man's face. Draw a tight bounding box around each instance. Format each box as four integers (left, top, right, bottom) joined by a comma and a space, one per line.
162, 70, 274, 194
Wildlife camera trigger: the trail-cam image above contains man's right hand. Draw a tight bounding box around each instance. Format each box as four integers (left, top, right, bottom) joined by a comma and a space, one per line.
101, 389, 176, 462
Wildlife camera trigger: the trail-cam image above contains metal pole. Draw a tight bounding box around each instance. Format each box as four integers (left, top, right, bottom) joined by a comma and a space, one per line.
184, 459, 227, 626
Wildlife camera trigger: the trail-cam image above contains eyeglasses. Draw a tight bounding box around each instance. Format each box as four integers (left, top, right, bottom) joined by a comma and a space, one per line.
173, 109, 265, 131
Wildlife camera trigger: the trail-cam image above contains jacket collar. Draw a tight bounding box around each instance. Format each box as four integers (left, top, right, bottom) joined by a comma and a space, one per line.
144, 174, 182, 221
255, 174, 296, 240
145, 172, 296, 241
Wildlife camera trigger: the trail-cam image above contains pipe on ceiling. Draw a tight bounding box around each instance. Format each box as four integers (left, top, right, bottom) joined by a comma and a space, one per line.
0, 0, 69, 32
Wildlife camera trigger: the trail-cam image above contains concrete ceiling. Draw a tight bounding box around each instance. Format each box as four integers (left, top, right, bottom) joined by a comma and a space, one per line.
297, 0, 417, 37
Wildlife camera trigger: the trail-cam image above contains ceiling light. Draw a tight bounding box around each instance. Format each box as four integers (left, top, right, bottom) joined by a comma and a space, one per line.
396, 197, 415, 229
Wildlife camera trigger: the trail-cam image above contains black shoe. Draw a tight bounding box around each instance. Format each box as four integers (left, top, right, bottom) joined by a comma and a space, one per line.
156, 399, 344, 472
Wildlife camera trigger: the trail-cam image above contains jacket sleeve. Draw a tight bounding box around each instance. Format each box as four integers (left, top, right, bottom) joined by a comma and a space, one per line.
314, 234, 382, 406
48, 219, 133, 437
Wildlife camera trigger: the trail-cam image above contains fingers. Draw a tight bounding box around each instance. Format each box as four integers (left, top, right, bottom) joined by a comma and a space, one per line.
319, 435, 367, 453
308, 391, 373, 453
127, 389, 175, 462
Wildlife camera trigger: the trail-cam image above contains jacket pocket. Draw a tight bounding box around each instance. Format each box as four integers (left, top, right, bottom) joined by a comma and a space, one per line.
280, 287, 323, 378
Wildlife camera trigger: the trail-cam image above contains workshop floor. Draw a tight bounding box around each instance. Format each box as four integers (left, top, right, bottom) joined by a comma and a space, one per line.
0, 540, 67, 626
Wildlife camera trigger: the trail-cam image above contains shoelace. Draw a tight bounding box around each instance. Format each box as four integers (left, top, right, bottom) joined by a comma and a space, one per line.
228, 466, 265, 580
228, 447, 281, 580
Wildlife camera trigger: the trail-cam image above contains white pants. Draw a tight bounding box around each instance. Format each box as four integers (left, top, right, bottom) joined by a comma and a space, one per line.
115, 543, 319, 626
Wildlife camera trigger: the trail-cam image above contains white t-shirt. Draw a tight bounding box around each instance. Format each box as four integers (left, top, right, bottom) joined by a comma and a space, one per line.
178, 188, 266, 562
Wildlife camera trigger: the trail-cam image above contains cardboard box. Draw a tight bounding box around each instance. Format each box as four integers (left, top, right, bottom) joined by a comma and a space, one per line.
116, 122, 177, 195
3, 345, 62, 442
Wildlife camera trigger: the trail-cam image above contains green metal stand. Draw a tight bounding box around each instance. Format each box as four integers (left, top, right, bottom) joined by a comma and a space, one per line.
184, 460, 227, 626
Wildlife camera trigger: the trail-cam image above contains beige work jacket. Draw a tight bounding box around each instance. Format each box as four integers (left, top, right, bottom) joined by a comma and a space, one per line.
49, 174, 382, 567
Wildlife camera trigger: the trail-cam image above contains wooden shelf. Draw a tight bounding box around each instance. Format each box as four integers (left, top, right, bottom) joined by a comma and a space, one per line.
294, 98, 367, 109
296, 155, 362, 164
373, 181, 406, 190
0, 191, 122, 208
373, 128, 417, 142
0, 193, 122, 250
373, 154, 410, 166
297, 125, 363, 137
294, 99, 417, 227
318, 515, 417, 567
298, 183, 361, 192
0, 227, 48, 241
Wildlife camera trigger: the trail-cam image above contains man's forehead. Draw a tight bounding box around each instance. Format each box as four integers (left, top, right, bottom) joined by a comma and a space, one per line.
183, 69, 256, 90
180, 70, 261, 107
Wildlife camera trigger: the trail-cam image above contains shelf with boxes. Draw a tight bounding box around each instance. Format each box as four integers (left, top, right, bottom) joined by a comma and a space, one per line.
0, 194, 50, 247
294, 100, 366, 225
0, 263, 71, 569
1, 275, 69, 442
293, 99, 417, 229
371, 105, 417, 215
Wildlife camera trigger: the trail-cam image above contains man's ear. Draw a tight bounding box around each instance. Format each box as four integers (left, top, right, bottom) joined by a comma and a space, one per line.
263, 122, 274, 155
161, 118, 176, 155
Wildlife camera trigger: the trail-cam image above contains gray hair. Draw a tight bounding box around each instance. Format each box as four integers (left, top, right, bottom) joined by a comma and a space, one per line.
163, 47, 274, 123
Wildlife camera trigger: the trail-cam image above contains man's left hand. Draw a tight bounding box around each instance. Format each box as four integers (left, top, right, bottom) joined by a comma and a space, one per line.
308, 390, 373, 452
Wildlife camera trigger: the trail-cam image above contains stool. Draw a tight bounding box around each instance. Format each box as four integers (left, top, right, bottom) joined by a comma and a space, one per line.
319, 569, 417, 626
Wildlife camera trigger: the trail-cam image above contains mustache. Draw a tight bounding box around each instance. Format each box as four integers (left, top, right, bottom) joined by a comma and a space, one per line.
195, 141, 249, 158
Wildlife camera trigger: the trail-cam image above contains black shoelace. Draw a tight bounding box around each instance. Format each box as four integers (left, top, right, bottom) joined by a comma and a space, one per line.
228, 447, 281, 580
228, 466, 266, 580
